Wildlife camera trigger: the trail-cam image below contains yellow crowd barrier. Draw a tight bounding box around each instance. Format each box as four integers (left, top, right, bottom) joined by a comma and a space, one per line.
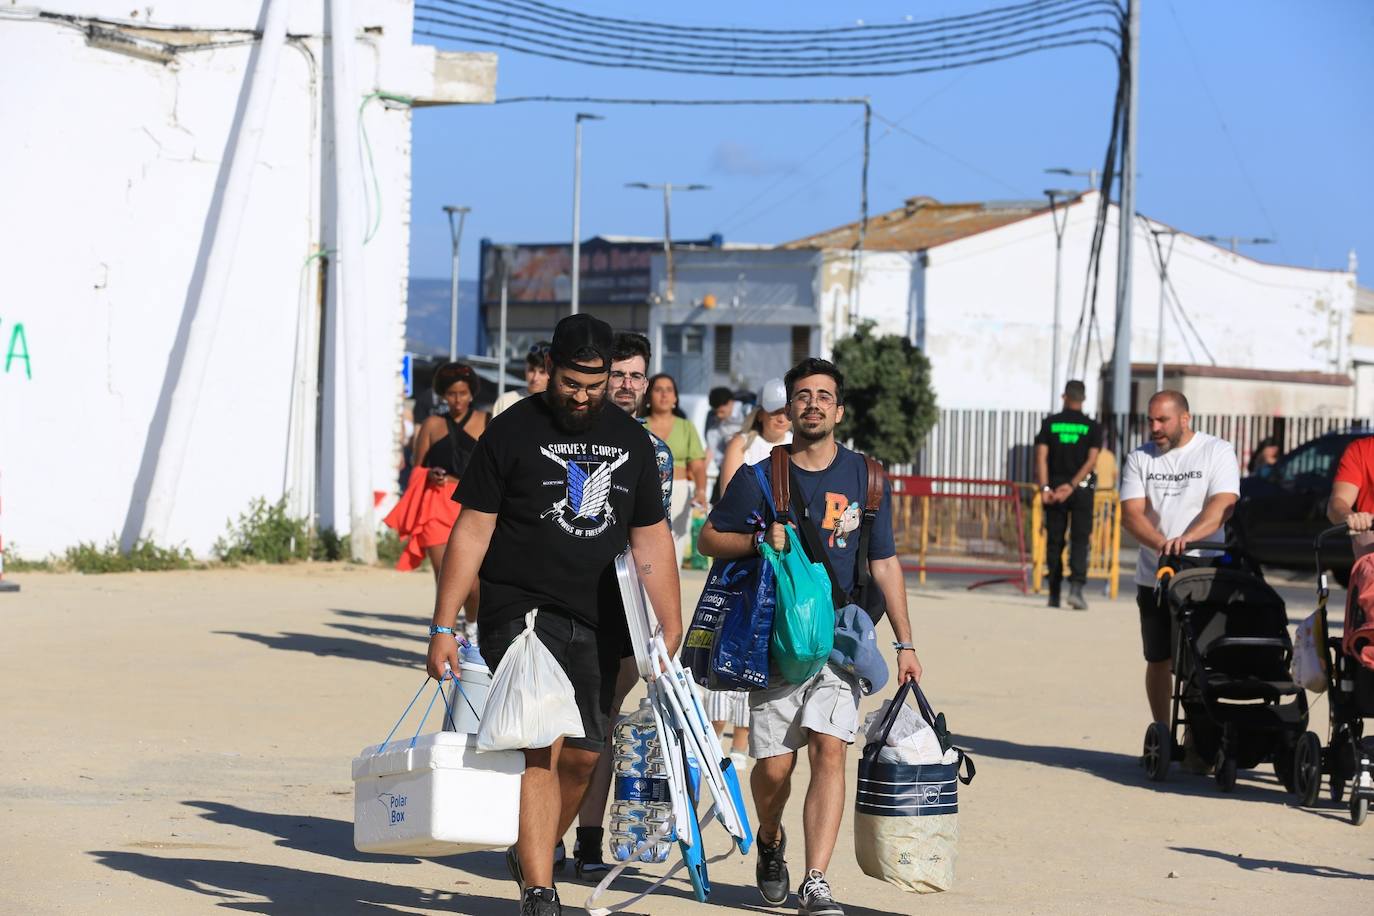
1028, 487, 1121, 599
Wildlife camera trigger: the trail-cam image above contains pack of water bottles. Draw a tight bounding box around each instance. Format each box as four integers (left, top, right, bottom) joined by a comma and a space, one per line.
609, 698, 674, 863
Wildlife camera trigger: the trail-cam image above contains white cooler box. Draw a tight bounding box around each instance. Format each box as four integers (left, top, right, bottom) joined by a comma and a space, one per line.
352, 731, 523, 855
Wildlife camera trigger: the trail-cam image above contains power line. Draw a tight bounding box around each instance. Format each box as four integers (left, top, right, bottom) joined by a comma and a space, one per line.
424, 0, 1122, 59
414, 0, 1122, 78
488, 0, 1121, 41
872, 113, 1027, 196
1165, 1, 1284, 260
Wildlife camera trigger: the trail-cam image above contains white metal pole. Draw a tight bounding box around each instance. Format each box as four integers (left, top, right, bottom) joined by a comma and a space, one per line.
330, 0, 376, 563
445, 206, 469, 360
663, 183, 674, 303
498, 247, 510, 398
1046, 192, 1070, 410
1110, 0, 1140, 420
0, 470, 18, 592
137, 0, 290, 547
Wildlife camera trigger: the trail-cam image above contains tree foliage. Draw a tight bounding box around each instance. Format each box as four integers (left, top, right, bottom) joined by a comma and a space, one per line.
832, 322, 938, 466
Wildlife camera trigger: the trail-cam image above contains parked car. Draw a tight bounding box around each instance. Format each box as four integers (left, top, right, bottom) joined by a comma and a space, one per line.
1232, 430, 1369, 585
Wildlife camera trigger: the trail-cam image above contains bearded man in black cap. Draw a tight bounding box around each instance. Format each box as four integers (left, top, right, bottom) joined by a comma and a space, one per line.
427, 313, 682, 916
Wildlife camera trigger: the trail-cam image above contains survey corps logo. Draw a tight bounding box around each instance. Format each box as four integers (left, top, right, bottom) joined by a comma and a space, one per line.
539, 444, 629, 538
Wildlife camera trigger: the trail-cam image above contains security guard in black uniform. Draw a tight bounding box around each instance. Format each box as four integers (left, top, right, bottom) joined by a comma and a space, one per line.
1034, 380, 1103, 609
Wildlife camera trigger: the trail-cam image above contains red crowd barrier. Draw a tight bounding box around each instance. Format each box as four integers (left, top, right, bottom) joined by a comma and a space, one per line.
889, 475, 1029, 592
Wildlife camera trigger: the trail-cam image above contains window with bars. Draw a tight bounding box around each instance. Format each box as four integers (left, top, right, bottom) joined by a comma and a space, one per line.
713, 325, 733, 374
791, 326, 811, 365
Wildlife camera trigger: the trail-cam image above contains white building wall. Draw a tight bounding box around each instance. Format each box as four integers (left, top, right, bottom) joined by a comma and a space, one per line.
0, 2, 419, 557
835, 194, 1357, 413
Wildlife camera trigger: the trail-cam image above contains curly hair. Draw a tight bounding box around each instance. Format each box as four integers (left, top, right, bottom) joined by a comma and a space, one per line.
432, 361, 481, 398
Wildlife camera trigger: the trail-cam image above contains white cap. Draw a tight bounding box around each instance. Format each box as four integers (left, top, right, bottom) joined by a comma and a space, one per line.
760, 378, 788, 412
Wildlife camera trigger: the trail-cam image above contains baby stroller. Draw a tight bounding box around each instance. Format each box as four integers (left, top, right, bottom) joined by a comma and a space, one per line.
1141, 541, 1311, 794
1307, 526, 1374, 825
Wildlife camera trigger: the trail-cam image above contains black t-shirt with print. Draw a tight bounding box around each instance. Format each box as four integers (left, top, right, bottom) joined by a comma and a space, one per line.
708, 445, 896, 596
455, 394, 666, 630
1034, 408, 1104, 487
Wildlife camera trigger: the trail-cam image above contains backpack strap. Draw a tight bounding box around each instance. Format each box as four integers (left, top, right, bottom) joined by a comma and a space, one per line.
769, 444, 792, 523
852, 456, 887, 599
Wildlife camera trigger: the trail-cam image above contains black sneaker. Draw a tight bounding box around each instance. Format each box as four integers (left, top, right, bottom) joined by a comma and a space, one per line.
755, 827, 790, 905
506, 844, 524, 892
797, 869, 844, 916
1066, 582, 1089, 610
520, 886, 562, 916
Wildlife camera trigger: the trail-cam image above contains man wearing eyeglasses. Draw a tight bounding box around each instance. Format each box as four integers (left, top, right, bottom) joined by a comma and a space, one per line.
698, 357, 921, 916
490, 340, 551, 418
427, 314, 681, 915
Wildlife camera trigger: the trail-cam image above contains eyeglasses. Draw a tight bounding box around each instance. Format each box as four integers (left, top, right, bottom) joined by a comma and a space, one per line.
556, 375, 607, 396
609, 370, 647, 386
790, 390, 837, 407
528, 342, 551, 357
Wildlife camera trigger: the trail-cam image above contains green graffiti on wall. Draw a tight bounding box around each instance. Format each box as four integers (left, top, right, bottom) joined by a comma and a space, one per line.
3, 320, 31, 379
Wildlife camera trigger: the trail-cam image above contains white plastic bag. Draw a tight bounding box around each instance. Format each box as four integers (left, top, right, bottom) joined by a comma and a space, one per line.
477, 610, 585, 751
861, 700, 951, 765
1291, 609, 1328, 694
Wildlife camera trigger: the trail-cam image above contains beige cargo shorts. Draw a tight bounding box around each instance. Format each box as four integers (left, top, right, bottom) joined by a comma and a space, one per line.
748, 663, 862, 759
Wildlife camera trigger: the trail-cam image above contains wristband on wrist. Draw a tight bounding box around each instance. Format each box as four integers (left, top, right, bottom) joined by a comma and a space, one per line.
892, 641, 915, 653
429, 625, 456, 637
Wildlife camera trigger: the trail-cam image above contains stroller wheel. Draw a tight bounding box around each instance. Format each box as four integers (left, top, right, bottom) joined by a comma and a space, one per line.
1294, 732, 1322, 807
1352, 795, 1369, 827
1142, 722, 1170, 782
1214, 753, 1237, 793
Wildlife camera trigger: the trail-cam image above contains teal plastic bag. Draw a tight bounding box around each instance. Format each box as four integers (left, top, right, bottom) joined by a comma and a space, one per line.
761, 526, 835, 684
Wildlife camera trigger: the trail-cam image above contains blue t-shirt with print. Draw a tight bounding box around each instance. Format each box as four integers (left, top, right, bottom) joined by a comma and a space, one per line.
707, 444, 895, 595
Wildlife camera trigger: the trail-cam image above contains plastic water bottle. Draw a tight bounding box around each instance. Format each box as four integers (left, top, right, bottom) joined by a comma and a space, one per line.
609, 698, 673, 863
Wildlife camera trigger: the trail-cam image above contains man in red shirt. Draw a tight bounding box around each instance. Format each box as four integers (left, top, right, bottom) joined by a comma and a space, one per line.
1329, 437, 1374, 550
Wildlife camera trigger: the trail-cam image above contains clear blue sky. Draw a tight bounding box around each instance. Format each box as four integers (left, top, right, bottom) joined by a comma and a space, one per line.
408, 1, 1373, 284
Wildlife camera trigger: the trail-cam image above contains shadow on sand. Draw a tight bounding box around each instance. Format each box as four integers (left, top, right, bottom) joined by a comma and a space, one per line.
957, 733, 1310, 805
1168, 845, 1374, 881
214, 631, 420, 670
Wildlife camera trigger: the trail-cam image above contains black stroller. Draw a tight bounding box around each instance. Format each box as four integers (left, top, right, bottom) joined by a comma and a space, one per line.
1306, 525, 1374, 825
1140, 541, 1311, 793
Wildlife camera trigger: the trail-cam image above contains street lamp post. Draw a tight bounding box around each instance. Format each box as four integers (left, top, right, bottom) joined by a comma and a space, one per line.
1044, 189, 1079, 410
442, 205, 470, 360
570, 113, 603, 316
1198, 234, 1275, 254
626, 182, 709, 303
1045, 166, 1101, 191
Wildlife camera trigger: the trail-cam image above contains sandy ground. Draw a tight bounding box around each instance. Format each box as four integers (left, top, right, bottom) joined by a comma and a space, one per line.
0, 565, 1368, 915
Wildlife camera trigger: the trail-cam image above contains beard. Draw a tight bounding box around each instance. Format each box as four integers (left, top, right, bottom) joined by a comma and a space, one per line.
545, 388, 606, 433
792, 408, 832, 443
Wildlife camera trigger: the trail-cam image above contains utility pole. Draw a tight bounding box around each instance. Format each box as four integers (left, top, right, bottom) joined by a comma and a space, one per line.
626, 182, 709, 303
1146, 222, 1178, 392
1198, 234, 1274, 254
1045, 166, 1101, 191
442, 205, 470, 360
1044, 189, 1079, 410
1110, 0, 1140, 422
570, 113, 603, 316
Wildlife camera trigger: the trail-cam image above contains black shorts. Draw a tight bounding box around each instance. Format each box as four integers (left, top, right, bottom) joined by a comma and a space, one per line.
478, 608, 622, 752
1136, 585, 1172, 663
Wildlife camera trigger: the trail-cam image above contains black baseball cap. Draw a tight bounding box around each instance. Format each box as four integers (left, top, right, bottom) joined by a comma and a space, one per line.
549, 313, 613, 372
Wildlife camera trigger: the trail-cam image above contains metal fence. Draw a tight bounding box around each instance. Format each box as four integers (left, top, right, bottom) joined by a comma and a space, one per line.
903, 409, 1371, 482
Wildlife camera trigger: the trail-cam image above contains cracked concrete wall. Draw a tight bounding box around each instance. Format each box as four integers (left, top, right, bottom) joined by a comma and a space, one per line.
0, 3, 416, 556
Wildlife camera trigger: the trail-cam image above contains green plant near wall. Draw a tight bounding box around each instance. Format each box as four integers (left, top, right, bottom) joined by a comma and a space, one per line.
65, 538, 195, 573
832, 321, 938, 466
214, 497, 312, 564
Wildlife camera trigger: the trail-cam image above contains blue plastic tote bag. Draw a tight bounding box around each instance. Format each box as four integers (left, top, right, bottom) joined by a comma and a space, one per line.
681, 464, 777, 689
761, 525, 835, 684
